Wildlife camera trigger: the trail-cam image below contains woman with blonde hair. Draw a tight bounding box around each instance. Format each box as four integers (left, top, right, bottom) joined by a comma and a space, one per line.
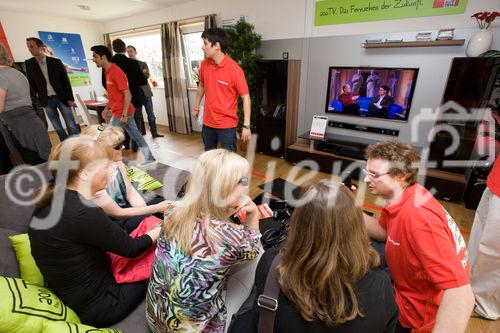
0, 43, 51, 169
232, 180, 398, 333
146, 149, 262, 333
82, 124, 170, 232
29, 136, 161, 327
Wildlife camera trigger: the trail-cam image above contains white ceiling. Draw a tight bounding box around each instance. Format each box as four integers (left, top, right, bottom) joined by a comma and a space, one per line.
0, 0, 194, 22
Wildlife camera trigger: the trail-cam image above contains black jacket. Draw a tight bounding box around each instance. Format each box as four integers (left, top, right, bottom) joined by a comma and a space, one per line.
24, 56, 74, 107
105, 54, 148, 108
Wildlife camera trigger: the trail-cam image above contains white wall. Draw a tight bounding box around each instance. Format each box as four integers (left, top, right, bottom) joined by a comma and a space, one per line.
0, 10, 106, 100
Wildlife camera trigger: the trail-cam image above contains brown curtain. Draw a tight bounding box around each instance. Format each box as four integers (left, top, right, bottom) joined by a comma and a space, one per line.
161, 22, 192, 134
204, 14, 217, 29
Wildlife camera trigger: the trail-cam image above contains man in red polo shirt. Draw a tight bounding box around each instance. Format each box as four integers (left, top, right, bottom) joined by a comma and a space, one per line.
192, 28, 250, 152
468, 152, 500, 320
90, 45, 155, 164
363, 141, 474, 333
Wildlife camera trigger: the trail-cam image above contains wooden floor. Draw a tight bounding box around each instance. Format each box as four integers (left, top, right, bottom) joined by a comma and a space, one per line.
50, 125, 499, 332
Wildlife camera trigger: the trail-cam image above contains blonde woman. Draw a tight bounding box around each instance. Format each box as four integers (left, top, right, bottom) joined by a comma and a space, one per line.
0, 43, 51, 167
82, 125, 170, 232
29, 137, 161, 327
146, 149, 261, 333
232, 181, 398, 333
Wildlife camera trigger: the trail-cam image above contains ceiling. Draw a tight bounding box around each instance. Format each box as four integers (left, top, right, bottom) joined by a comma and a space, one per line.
0, 0, 194, 22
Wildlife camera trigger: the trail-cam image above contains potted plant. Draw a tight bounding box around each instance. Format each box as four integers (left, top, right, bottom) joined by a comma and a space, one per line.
224, 20, 262, 149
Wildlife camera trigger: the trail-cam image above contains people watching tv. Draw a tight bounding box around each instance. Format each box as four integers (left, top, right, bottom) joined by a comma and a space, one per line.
232, 180, 398, 333
146, 149, 261, 333
0, 43, 51, 167
368, 85, 393, 117
338, 84, 360, 115
82, 125, 171, 232
362, 141, 474, 332
28, 136, 161, 327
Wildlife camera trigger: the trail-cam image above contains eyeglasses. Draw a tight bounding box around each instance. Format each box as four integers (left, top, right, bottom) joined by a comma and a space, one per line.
113, 142, 125, 150
238, 177, 249, 187
362, 168, 390, 179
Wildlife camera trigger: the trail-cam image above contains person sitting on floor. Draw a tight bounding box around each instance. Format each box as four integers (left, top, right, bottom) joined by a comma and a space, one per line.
230, 180, 398, 333
28, 136, 162, 327
81, 125, 171, 233
146, 149, 262, 333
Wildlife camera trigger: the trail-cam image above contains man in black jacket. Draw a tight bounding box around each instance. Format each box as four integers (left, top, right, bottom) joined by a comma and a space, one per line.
368, 85, 394, 118
25, 37, 80, 141
110, 39, 147, 150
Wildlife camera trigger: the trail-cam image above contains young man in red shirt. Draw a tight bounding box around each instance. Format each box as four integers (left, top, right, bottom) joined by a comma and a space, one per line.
90, 45, 155, 164
468, 153, 500, 320
363, 141, 474, 333
192, 28, 251, 152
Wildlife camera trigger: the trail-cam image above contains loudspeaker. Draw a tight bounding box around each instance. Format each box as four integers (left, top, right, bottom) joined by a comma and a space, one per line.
463, 176, 487, 210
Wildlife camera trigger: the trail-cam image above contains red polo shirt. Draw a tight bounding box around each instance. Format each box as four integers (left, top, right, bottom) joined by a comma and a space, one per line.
199, 55, 249, 129
487, 154, 500, 197
379, 184, 470, 331
105, 63, 135, 118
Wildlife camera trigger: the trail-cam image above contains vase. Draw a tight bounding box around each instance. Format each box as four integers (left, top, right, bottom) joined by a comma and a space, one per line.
466, 29, 493, 57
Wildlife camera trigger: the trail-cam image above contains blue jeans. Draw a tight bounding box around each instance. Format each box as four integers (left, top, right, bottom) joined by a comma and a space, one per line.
201, 125, 237, 152
111, 115, 155, 162
45, 96, 80, 140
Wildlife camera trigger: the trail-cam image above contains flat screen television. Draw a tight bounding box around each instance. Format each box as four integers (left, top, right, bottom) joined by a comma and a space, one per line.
325, 66, 419, 121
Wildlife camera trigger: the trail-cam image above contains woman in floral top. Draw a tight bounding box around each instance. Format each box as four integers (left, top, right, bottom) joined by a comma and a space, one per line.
146, 149, 261, 333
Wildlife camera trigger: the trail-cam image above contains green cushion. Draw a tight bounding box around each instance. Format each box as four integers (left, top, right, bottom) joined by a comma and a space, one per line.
0, 276, 80, 333
8, 233, 44, 286
126, 166, 162, 191
41, 320, 123, 333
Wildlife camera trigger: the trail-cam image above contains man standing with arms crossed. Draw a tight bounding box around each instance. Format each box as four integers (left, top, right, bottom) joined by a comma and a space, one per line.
91, 45, 155, 165
192, 28, 251, 152
362, 140, 474, 333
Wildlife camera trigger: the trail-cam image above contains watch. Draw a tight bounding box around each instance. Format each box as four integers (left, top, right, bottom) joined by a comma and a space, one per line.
242, 125, 250, 129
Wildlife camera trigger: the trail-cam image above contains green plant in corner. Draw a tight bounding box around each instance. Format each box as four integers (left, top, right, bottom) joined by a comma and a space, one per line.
224, 20, 262, 132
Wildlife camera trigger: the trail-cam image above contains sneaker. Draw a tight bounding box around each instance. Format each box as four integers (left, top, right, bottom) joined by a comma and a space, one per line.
152, 133, 164, 138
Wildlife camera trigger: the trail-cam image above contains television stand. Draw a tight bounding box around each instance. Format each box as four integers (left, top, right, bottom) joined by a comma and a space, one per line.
285, 132, 374, 179
285, 132, 465, 202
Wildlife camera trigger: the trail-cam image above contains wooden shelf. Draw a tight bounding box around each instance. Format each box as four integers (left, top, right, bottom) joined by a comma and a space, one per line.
361, 39, 465, 48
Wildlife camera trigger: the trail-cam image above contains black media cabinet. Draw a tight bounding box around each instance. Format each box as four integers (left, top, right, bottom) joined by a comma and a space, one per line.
285, 132, 466, 202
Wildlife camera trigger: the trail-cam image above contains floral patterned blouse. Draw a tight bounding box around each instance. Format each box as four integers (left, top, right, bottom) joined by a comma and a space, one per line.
146, 215, 261, 333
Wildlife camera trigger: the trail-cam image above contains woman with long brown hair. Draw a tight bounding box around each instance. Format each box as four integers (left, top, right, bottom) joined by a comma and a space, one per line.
235, 180, 397, 332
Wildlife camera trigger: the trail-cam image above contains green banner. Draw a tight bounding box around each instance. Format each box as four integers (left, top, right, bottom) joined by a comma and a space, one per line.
315, 0, 468, 26
68, 73, 91, 87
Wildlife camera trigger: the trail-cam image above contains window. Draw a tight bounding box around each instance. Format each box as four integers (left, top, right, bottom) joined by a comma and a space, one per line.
181, 23, 205, 88
114, 29, 164, 88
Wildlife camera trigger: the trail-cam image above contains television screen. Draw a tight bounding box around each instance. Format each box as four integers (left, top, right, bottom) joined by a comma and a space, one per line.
325, 66, 419, 121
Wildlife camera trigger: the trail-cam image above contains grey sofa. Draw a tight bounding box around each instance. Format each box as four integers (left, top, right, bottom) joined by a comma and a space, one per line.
0, 162, 189, 332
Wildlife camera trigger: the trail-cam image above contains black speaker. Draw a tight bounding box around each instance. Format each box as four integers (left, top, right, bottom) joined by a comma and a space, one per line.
463, 175, 487, 210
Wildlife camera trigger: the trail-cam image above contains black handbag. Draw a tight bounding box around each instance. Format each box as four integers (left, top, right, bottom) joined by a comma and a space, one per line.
227, 254, 281, 333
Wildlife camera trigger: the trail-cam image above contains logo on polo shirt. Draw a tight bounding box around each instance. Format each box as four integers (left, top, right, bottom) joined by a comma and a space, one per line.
217, 79, 229, 86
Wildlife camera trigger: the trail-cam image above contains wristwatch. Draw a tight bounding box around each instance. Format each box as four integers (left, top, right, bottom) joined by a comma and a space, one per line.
242, 125, 250, 129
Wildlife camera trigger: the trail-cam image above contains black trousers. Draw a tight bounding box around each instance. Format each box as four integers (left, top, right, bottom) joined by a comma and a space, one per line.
78, 280, 148, 327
